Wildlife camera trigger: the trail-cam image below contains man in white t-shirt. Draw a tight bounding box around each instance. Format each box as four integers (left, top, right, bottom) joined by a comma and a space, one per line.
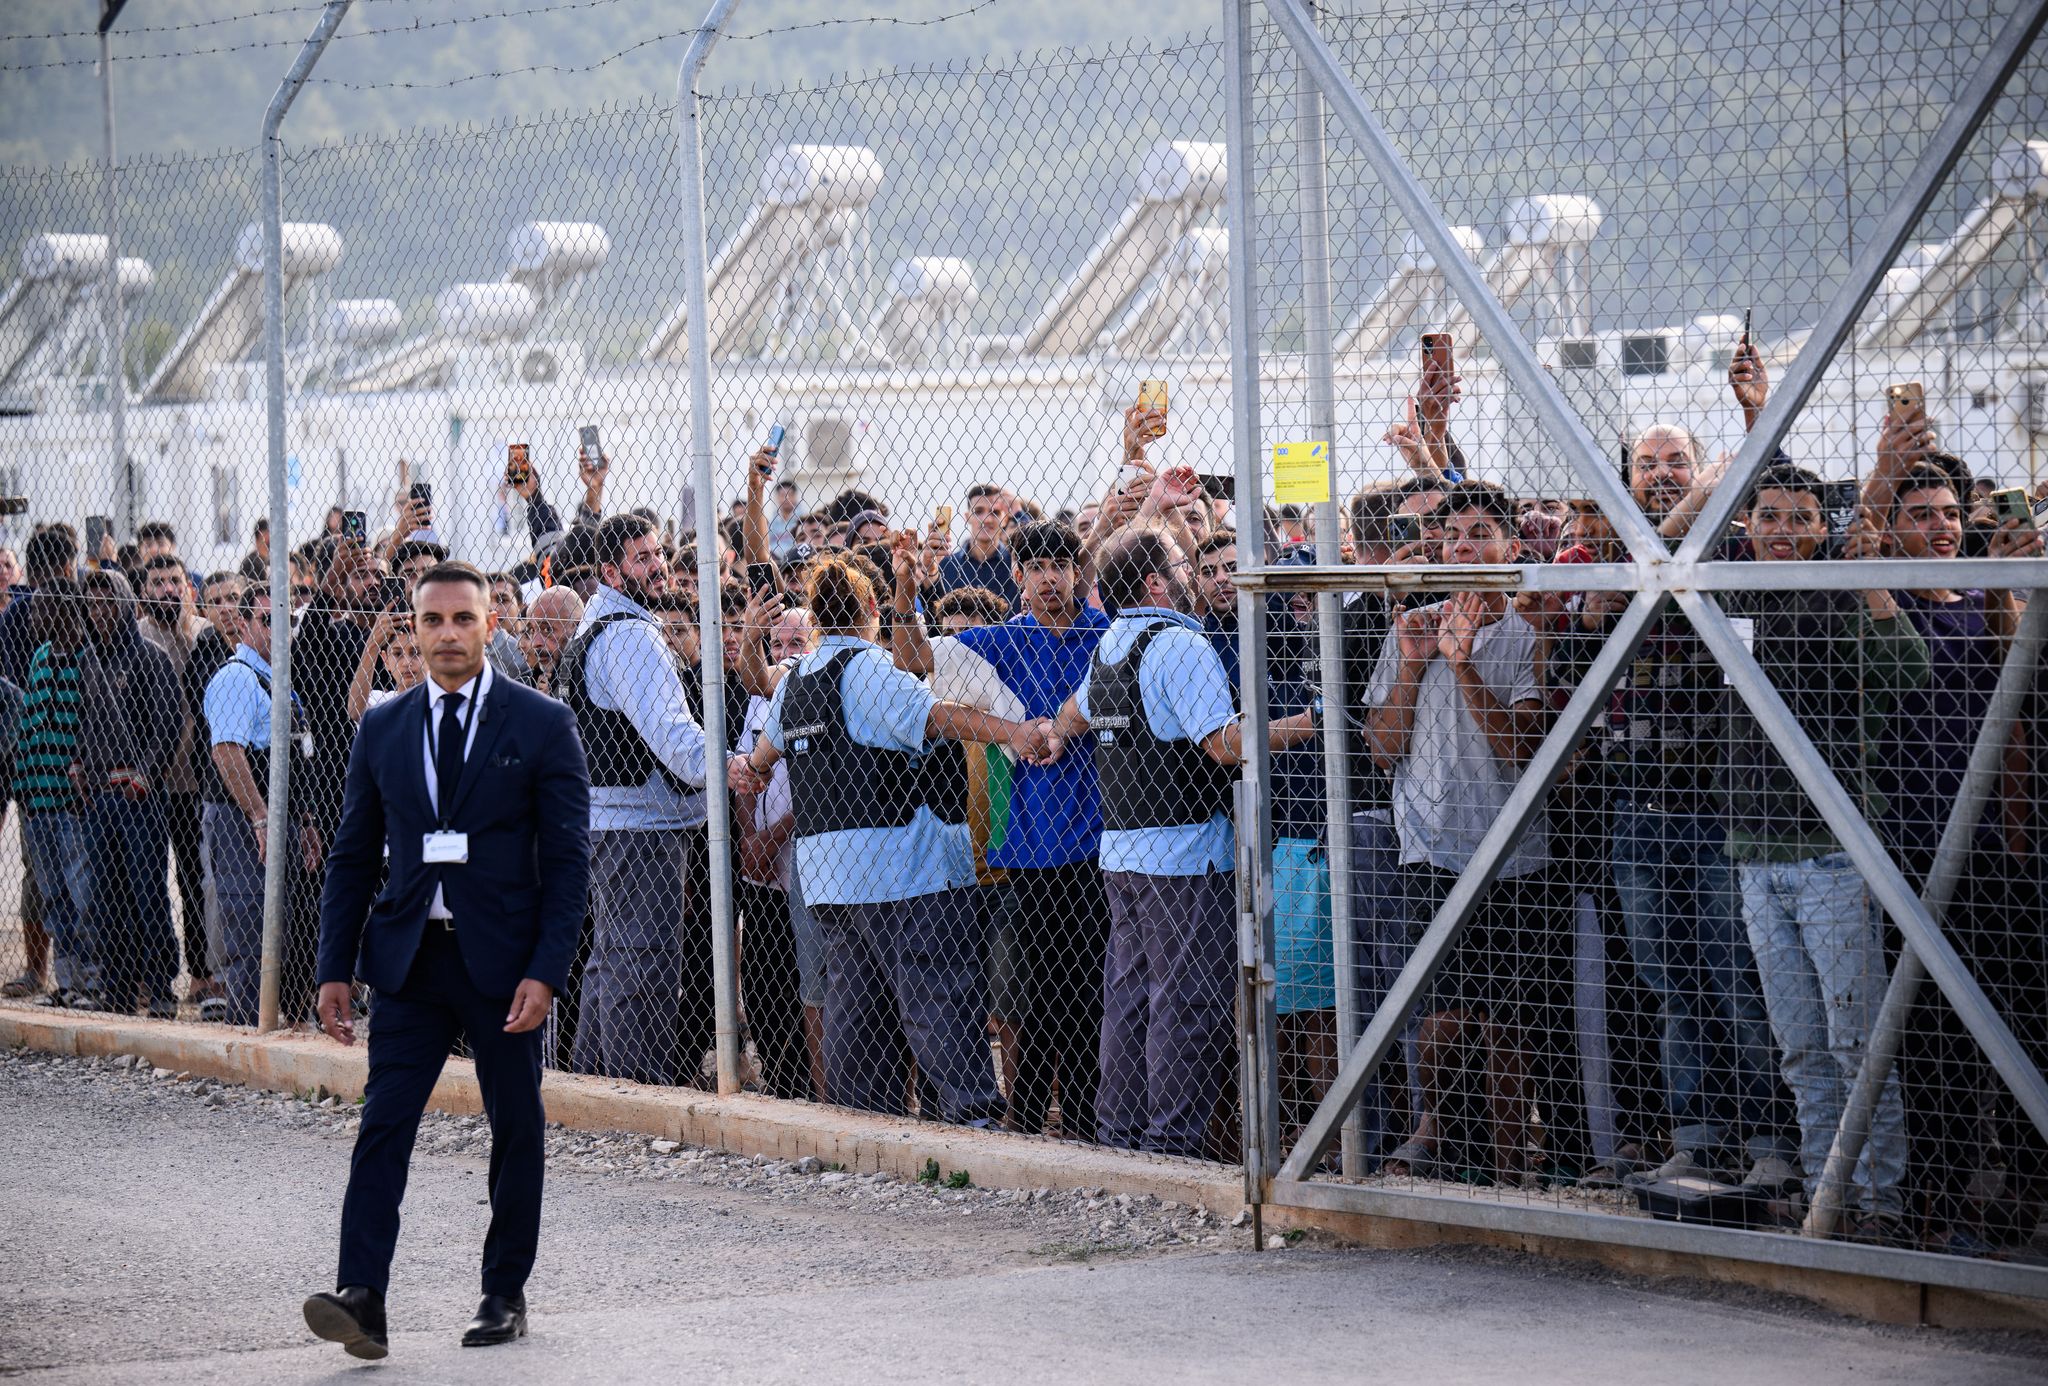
1363, 480, 1572, 1186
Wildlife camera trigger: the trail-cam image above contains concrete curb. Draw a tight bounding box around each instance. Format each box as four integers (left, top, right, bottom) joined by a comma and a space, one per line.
8, 1007, 2045, 1333
0, 1008, 1245, 1218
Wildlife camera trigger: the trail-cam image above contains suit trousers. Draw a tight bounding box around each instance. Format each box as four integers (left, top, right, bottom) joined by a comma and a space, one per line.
338, 925, 546, 1299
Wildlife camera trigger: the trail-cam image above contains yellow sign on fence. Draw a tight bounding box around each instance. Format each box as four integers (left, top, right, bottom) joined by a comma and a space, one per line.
1272, 440, 1331, 504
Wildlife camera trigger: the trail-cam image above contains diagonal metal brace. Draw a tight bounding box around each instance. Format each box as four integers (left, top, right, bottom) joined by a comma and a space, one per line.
1261, 0, 1664, 565
1676, 590, 2048, 1142
1804, 594, 2048, 1236
1675, 0, 2048, 563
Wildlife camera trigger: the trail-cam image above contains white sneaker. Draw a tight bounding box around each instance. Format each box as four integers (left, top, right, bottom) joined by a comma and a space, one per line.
1625, 1149, 1731, 1185
1741, 1155, 1802, 1192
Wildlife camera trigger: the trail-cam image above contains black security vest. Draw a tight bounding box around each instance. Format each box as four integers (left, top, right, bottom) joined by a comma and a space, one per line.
555, 611, 693, 792
780, 648, 921, 838
1090, 621, 1236, 832
920, 738, 968, 827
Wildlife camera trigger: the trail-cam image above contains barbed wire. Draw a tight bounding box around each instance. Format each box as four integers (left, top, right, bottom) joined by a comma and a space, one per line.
0, 0, 1006, 76
304, 0, 1008, 92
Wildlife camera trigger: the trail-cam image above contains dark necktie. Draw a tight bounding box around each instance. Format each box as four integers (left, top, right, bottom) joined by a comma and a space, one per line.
436, 690, 466, 818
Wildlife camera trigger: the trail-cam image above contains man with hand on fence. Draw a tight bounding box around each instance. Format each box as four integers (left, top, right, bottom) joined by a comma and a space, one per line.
1362, 480, 1575, 1186
1045, 531, 1316, 1158
306, 561, 590, 1359
1722, 462, 1928, 1245
553, 513, 712, 1087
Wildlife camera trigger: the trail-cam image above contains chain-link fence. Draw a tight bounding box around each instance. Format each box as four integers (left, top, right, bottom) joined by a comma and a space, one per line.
1232, 0, 2048, 1297
1, 0, 2046, 1298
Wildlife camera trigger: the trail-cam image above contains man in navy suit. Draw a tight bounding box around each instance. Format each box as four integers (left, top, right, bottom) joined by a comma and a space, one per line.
303, 561, 589, 1360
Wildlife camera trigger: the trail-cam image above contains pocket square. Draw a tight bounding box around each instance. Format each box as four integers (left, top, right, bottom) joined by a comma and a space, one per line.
490, 752, 524, 768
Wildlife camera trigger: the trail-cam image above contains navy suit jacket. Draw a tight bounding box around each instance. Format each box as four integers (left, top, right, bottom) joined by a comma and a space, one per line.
316, 672, 590, 998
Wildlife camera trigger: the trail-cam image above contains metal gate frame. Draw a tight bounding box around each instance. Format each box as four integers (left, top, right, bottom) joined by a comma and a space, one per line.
1225, 0, 2048, 1299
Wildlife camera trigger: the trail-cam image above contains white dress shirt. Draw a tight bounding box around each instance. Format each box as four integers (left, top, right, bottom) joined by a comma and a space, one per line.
422, 662, 493, 919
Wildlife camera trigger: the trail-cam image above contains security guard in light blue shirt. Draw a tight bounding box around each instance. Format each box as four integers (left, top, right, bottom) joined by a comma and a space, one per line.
1049, 532, 1316, 1157
731, 553, 1052, 1125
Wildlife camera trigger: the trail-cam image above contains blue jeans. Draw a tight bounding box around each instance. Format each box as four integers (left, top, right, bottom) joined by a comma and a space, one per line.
86, 793, 177, 1007
23, 811, 96, 993
1612, 809, 1790, 1164
1739, 852, 1907, 1213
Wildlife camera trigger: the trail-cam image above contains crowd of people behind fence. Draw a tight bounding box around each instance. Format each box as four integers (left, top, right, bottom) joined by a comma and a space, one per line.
5, 337, 2048, 1256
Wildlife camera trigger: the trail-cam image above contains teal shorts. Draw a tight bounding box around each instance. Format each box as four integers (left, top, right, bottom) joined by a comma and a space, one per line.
1273, 837, 1334, 1015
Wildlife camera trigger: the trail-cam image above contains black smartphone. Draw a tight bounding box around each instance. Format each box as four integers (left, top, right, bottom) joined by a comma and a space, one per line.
85, 514, 112, 555
746, 561, 778, 597
408, 481, 432, 508
341, 510, 368, 544
380, 575, 410, 610
578, 425, 604, 470
1388, 513, 1420, 545
1741, 308, 1752, 345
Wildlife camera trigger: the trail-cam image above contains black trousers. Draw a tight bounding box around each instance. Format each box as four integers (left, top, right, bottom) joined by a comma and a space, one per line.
1003, 862, 1112, 1140
338, 926, 546, 1299
162, 792, 208, 982
738, 877, 808, 1100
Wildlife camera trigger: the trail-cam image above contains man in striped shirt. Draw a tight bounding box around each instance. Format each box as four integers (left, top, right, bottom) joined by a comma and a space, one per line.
11, 578, 101, 1009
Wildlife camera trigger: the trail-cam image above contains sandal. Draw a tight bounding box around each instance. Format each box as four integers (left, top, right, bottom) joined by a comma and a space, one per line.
1379, 1138, 1439, 1179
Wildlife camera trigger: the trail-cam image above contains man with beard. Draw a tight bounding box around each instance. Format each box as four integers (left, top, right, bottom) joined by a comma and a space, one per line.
1045, 532, 1317, 1156
1554, 336, 1801, 1193
553, 514, 710, 1085
76, 569, 182, 1015
136, 554, 214, 1006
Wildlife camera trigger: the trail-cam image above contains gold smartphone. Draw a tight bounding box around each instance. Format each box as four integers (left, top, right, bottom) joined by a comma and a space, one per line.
934, 504, 953, 532
1138, 379, 1169, 415
1886, 381, 1926, 421
1420, 332, 1453, 373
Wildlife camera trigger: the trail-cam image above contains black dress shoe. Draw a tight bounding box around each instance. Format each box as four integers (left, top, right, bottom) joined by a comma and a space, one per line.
303, 1285, 389, 1360
461, 1293, 527, 1347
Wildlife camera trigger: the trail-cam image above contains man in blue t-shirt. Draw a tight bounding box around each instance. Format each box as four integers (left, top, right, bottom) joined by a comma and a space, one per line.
898, 521, 1110, 1137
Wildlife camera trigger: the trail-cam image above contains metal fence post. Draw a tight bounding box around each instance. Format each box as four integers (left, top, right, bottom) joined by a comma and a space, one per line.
257, 0, 354, 1033
1804, 594, 2048, 1237
98, 21, 128, 535
1293, 29, 1362, 1176
678, 0, 745, 1095
1224, 0, 1280, 1187
1261, 0, 1664, 565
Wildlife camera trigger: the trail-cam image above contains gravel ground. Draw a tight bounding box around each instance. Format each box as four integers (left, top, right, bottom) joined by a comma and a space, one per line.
5, 1044, 2047, 1384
